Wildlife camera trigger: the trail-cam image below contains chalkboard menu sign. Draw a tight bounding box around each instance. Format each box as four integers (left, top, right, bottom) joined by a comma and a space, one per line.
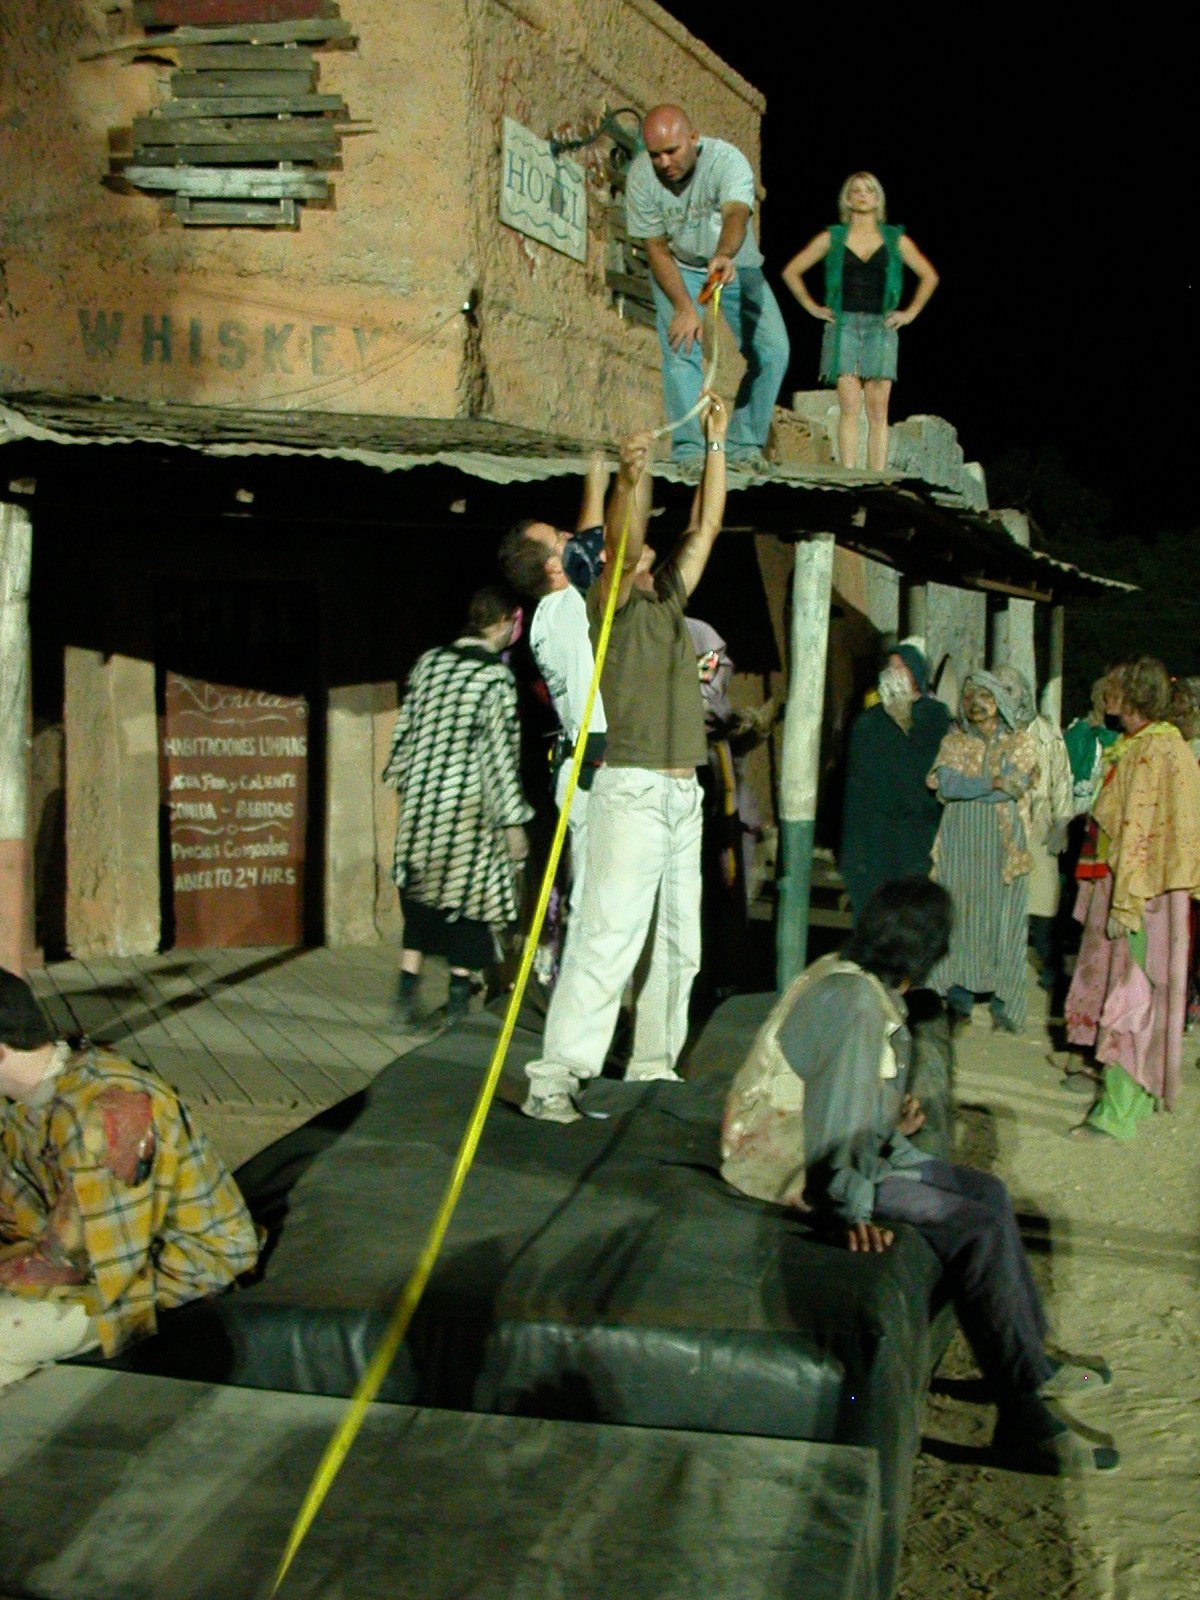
163, 672, 308, 946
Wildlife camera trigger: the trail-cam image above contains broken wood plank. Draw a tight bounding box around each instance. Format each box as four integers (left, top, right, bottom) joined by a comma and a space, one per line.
611, 296, 656, 329
174, 195, 299, 226
84, 19, 353, 56
155, 93, 346, 117
604, 270, 656, 304
125, 163, 328, 197
135, 0, 334, 23
173, 45, 316, 70
130, 138, 338, 164
135, 114, 338, 144
170, 68, 314, 96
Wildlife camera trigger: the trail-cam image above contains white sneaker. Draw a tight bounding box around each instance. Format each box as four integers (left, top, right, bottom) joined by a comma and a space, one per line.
624, 1064, 683, 1083
520, 1091, 581, 1124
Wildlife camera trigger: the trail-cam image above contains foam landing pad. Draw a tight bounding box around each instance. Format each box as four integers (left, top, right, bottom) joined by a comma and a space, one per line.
0, 1366, 881, 1600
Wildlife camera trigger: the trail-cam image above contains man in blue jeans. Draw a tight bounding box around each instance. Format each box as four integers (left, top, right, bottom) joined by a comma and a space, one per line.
721, 878, 1118, 1472
625, 104, 789, 463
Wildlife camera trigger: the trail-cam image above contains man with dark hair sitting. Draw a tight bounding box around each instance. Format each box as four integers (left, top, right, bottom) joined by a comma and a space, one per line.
721, 878, 1117, 1470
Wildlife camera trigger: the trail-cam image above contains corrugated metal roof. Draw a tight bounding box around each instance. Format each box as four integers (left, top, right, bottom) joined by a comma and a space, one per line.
0, 394, 1134, 600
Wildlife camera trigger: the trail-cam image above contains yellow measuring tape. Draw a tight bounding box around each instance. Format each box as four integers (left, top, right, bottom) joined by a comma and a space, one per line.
272, 286, 721, 1592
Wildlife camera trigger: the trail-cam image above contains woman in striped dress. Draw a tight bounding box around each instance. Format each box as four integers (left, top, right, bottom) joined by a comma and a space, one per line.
926, 672, 1040, 1031
383, 587, 533, 1024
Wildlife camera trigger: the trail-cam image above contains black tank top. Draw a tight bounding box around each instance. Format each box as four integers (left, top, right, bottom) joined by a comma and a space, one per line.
841, 245, 887, 314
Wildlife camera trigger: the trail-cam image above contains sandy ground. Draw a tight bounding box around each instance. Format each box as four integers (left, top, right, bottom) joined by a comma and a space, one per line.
897, 982, 1200, 1600
190, 969, 1200, 1600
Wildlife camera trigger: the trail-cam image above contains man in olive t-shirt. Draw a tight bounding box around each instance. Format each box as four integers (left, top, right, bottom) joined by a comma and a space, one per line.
523, 399, 729, 1122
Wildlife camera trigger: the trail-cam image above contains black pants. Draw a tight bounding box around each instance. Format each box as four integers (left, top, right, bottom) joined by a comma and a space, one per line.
875, 1159, 1053, 1402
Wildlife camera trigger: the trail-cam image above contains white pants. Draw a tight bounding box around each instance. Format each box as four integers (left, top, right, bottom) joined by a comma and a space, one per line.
0, 1293, 100, 1390
527, 768, 703, 1097
554, 766, 591, 917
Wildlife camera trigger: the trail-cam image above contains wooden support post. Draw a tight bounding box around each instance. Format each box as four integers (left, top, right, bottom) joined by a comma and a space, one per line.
906, 583, 927, 640
1043, 604, 1065, 726
776, 534, 834, 991
0, 503, 31, 976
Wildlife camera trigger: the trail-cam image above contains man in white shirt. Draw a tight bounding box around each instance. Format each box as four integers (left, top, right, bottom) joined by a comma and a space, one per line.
497, 460, 609, 918
625, 104, 789, 462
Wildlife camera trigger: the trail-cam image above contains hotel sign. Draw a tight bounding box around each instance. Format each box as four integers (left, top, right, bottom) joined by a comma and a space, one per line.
499, 116, 587, 263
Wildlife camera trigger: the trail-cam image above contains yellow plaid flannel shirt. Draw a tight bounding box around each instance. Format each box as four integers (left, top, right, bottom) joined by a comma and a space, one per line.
0, 1050, 259, 1355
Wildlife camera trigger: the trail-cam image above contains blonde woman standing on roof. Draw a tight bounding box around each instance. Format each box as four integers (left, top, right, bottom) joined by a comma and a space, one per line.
782, 172, 939, 471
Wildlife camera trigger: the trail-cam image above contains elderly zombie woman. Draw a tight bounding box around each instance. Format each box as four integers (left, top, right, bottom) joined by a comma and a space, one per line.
781, 171, 939, 470
994, 666, 1074, 993
1065, 658, 1200, 1139
926, 671, 1040, 1031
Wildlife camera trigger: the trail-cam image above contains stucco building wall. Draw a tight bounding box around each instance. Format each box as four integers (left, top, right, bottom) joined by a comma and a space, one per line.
0, 0, 765, 441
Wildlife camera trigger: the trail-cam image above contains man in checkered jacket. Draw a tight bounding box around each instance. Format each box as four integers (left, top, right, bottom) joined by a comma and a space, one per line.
0, 967, 259, 1389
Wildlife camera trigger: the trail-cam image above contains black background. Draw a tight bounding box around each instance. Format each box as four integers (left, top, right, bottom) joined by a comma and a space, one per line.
673, 8, 1194, 534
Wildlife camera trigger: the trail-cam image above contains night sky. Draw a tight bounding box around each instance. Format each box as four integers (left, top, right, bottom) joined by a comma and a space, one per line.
676, 10, 1193, 536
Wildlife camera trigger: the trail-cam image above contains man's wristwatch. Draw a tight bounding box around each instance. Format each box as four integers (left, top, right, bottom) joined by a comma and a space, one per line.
708, 440, 724, 452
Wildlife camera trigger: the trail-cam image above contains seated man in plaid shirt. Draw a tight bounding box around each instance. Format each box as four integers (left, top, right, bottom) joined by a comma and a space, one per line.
0, 967, 260, 1389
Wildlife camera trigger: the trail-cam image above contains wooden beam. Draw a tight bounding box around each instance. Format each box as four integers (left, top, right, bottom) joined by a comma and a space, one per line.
776, 534, 835, 988
969, 575, 1053, 603
135, 114, 338, 145
125, 163, 329, 198
129, 139, 338, 164
170, 68, 314, 96
173, 45, 317, 69
155, 94, 346, 117
1044, 604, 1065, 726
0, 502, 32, 974
85, 19, 354, 56
175, 195, 298, 225
135, 1, 335, 25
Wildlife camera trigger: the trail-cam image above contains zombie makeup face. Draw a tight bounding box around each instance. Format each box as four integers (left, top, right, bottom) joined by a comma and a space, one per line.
878, 655, 918, 731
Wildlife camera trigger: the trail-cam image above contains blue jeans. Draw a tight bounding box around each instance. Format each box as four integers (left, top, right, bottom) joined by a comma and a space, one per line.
651, 265, 790, 458
874, 1160, 1053, 1402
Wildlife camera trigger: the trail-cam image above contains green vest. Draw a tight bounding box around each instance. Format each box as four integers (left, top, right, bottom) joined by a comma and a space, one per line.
824, 223, 906, 314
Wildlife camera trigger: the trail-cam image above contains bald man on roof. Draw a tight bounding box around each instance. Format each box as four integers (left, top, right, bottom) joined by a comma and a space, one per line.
624, 104, 790, 464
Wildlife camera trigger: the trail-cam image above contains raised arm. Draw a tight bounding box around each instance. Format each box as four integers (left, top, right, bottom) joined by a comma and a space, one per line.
599, 433, 653, 611
781, 230, 834, 321
671, 395, 728, 597
576, 452, 610, 531
887, 236, 939, 329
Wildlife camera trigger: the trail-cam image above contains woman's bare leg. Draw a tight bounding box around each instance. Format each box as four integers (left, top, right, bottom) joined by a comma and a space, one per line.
864, 378, 893, 472
836, 375, 863, 467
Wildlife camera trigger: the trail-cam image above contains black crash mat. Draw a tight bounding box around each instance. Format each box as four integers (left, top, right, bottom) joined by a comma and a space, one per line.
91, 997, 944, 1600
0, 1366, 882, 1600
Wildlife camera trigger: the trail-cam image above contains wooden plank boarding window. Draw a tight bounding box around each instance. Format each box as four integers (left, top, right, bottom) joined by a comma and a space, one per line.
163, 673, 308, 946
602, 119, 656, 331
113, 3, 358, 227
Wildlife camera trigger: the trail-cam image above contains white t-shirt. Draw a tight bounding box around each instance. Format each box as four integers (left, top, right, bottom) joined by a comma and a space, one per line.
530, 584, 607, 744
530, 585, 607, 812
625, 136, 761, 270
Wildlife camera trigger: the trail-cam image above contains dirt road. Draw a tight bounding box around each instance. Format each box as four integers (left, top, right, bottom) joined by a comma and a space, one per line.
898, 983, 1200, 1600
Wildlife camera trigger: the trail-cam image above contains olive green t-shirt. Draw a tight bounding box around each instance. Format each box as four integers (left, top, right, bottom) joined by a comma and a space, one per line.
586, 562, 707, 770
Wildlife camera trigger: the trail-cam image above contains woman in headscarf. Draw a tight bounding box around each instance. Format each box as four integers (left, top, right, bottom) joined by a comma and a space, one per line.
994, 666, 1074, 995
1065, 658, 1200, 1139
926, 671, 1040, 1031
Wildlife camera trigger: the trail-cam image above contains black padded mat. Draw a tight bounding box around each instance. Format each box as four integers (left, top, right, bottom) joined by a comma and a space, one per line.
0, 1368, 883, 1600
90, 998, 945, 1599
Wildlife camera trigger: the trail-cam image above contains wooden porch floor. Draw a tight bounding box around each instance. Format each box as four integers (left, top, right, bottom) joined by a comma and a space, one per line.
26, 947, 430, 1166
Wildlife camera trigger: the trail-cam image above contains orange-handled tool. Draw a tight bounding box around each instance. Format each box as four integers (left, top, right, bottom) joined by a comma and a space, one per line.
697, 267, 722, 306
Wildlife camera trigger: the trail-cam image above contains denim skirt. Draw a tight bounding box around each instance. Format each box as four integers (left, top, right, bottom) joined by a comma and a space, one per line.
820, 312, 899, 382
